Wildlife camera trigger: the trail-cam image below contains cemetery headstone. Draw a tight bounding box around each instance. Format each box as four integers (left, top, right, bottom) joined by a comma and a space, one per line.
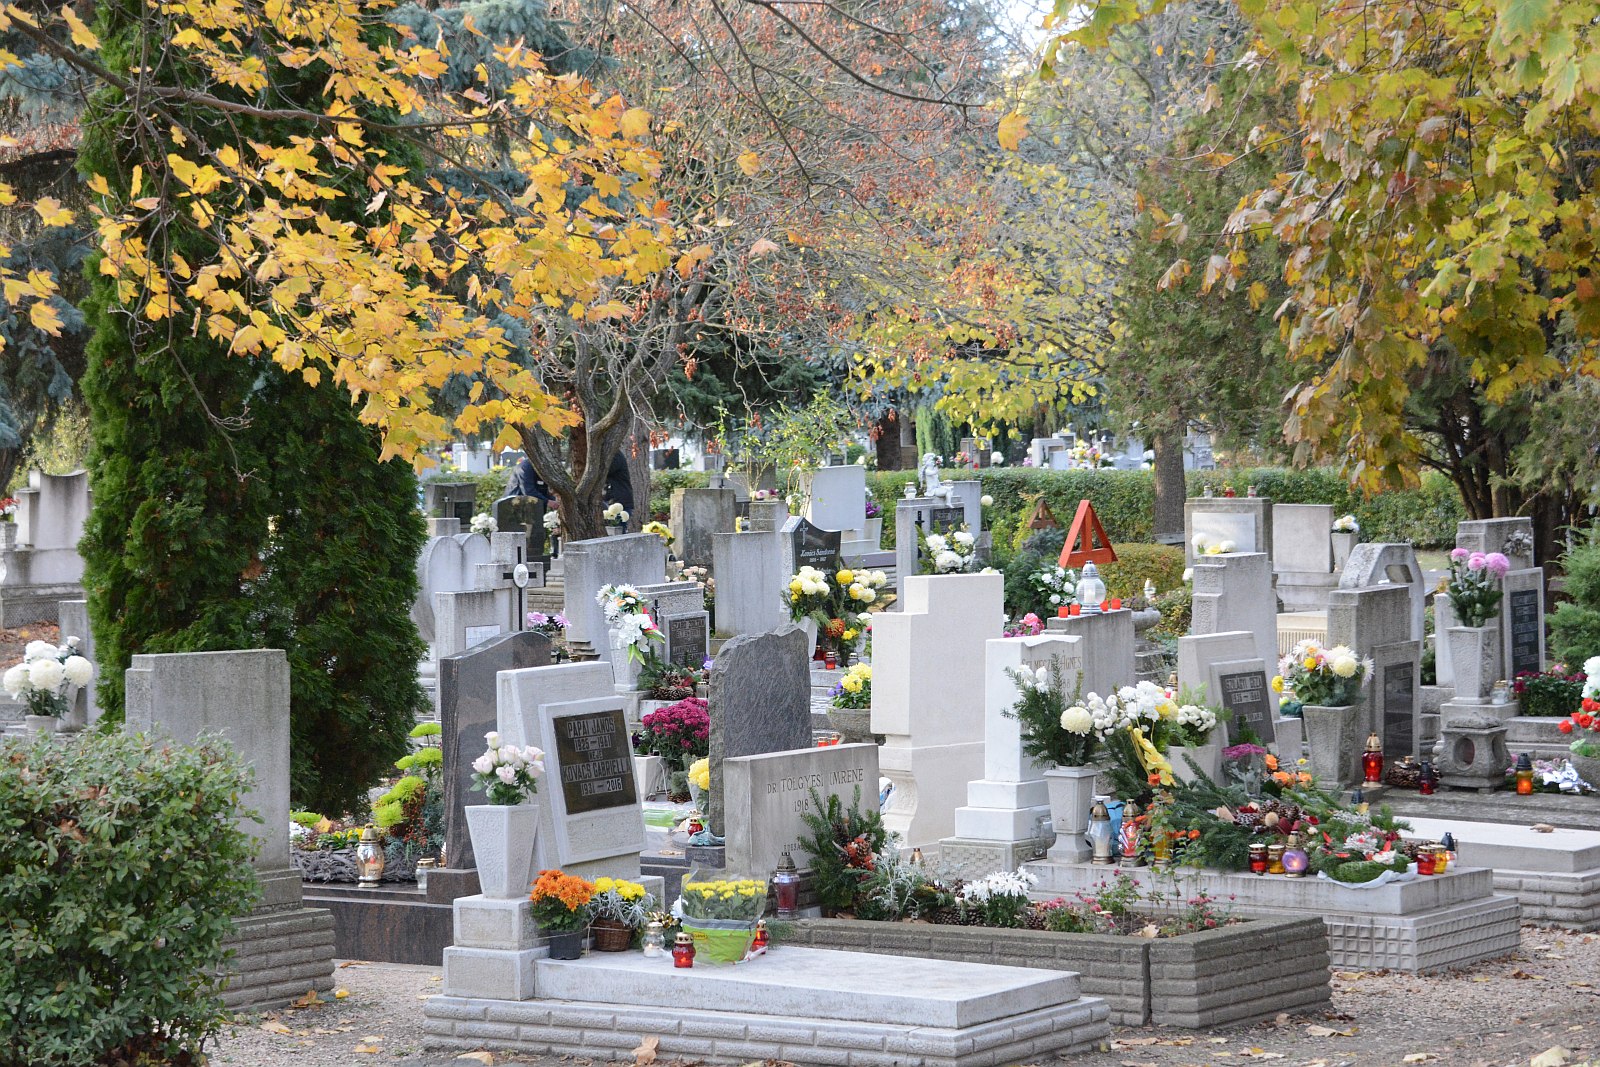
493, 495, 548, 561
893, 497, 934, 602
669, 487, 736, 569
497, 661, 649, 879
57, 598, 99, 726
124, 649, 335, 1008
1507, 583, 1544, 678
1328, 584, 1422, 752
1210, 659, 1274, 745
0, 469, 89, 627
1338, 542, 1425, 643
666, 613, 710, 669
707, 625, 813, 833
872, 573, 1005, 848
1382, 658, 1417, 759
1044, 609, 1136, 700
439, 631, 552, 870
783, 515, 843, 578
1272, 503, 1338, 611
1183, 496, 1272, 566
561, 534, 668, 661
722, 743, 880, 877
425, 481, 478, 525
1189, 552, 1279, 688
710, 529, 789, 637
805, 465, 868, 536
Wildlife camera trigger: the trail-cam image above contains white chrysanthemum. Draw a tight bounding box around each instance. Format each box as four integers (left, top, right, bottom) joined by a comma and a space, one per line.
27, 658, 63, 692
23, 640, 56, 662
62, 656, 92, 687
934, 550, 963, 572
953, 530, 974, 547
980, 494, 994, 507
2, 663, 31, 697
858, 588, 876, 603
870, 570, 887, 586
925, 534, 948, 553
1191, 533, 1207, 551
1330, 653, 1360, 678
1217, 539, 1237, 553
1060, 706, 1094, 735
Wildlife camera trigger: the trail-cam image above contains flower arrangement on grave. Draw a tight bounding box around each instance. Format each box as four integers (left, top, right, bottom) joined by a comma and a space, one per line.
1559, 672, 1600, 762
636, 697, 709, 799
680, 565, 714, 615
542, 509, 561, 532
639, 653, 700, 700
687, 756, 710, 794
830, 663, 872, 710
1272, 639, 1370, 707
785, 565, 881, 667
1445, 547, 1511, 626
0, 496, 15, 521
598, 583, 664, 662
1513, 664, 1586, 717
642, 520, 674, 546
525, 610, 569, 640
2, 637, 93, 719
590, 876, 656, 947
469, 731, 545, 805
954, 869, 1037, 928
864, 496, 883, 520
1332, 514, 1359, 533
1005, 660, 1098, 767
918, 527, 977, 574
678, 878, 768, 921
796, 786, 888, 914
469, 511, 497, 537
1190, 532, 1238, 555
1004, 612, 1044, 637
529, 869, 596, 932
1028, 563, 1078, 613
603, 501, 630, 527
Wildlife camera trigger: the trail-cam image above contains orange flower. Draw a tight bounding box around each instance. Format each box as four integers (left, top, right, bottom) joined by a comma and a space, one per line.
1147, 773, 1161, 786
1264, 754, 1279, 772
531, 868, 595, 911
1187, 829, 1200, 840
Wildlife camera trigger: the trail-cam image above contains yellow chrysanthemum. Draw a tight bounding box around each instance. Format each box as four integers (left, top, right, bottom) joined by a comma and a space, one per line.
837, 568, 854, 585
1271, 675, 1285, 693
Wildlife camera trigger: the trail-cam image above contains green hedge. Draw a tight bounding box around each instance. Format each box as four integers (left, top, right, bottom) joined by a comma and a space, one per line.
1, 732, 257, 1065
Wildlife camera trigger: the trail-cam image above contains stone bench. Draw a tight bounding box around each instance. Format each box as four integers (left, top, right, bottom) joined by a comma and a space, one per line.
423, 946, 1110, 1067
1023, 859, 1521, 972
1406, 817, 1600, 931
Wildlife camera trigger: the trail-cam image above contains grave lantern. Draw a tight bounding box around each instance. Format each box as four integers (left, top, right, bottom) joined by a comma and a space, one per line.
1418, 759, 1437, 795
1514, 752, 1536, 795
1362, 733, 1385, 784
1075, 564, 1106, 617
355, 825, 385, 887
1087, 800, 1115, 865
772, 850, 801, 918
672, 931, 696, 968
1281, 832, 1309, 878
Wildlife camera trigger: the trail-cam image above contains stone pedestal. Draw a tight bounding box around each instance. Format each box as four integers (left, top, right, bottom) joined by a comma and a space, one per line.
1434, 715, 1510, 792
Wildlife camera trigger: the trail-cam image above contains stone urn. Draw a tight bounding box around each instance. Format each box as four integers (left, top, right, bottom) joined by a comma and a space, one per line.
465, 802, 540, 900
864, 516, 884, 546
1331, 531, 1358, 574
1043, 766, 1099, 862
1302, 704, 1364, 789
1447, 626, 1500, 702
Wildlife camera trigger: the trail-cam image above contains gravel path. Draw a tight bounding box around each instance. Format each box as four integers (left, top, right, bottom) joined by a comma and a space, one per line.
211, 925, 1600, 1067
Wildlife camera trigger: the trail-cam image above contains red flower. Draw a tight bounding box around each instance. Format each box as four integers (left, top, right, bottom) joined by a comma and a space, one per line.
1583, 698, 1600, 713
1559, 720, 1575, 734
1577, 714, 1594, 729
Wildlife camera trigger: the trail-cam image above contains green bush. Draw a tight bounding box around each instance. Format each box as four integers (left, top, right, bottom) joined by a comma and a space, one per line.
646, 469, 710, 521
0, 731, 257, 1066
1550, 529, 1600, 666
1098, 544, 1187, 601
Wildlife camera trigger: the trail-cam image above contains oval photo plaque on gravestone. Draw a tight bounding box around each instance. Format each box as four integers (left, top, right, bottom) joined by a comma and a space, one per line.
552, 708, 638, 815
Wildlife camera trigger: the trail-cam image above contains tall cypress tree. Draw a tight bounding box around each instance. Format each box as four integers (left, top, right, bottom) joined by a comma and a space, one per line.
78, 0, 424, 816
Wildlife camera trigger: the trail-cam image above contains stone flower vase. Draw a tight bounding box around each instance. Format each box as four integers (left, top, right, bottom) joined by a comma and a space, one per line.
1331, 531, 1358, 574
1043, 765, 1098, 862
1448, 626, 1499, 703
864, 516, 884, 545
797, 617, 819, 659
1302, 704, 1363, 790
1168, 739, 1222, 784
1571, 752, 1600, 792
609, 626, 644, 692
465, 801, 540, 900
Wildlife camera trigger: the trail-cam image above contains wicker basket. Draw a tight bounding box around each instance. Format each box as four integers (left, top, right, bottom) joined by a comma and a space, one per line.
591, 919, 635, 952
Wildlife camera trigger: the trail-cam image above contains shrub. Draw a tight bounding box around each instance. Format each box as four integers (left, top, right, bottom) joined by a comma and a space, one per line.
1550, 529, 1600, 666
0, 731, 257, 1066
1513, 668, 1586, 717
1098, 543, 1186, 600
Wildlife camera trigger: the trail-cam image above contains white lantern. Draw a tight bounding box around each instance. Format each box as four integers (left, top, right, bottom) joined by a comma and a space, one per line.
1076, 562, 1106, 615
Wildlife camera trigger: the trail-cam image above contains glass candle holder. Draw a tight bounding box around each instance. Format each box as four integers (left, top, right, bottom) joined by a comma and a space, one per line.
773, 851, 801, 918
1267, 844, 1286, 875
1432, 848, 1450, 874
642, 922, 666, 958
1281, 833, 1309, 878
1362, 733, 1384, 785
1417, 851, 1437, 876
672, 931, 695, 968
1249, 842, 1269, 875
1418, 760, 1437, 795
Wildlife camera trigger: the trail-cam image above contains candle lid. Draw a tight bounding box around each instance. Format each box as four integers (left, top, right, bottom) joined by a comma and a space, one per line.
675, 931, 693, 945
776, 850, 798, 874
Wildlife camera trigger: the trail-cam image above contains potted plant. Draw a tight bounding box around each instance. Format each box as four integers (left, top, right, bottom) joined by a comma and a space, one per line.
597, 583, 663, 691
633, 696, 709, 801
1275, 640, 1371, 789
2, 637, 93, 734
465, 731, 545, 899
1560, 666, 1600, 788
603, 501, 630, 535
1443, 548, 1511, 700
529, 869, 595, 959
827, 662, 874, 744
679, 876, 768, 963
1005, 659, 1101, 855
588, 876, 655, 951
1330, 514, 1359, 571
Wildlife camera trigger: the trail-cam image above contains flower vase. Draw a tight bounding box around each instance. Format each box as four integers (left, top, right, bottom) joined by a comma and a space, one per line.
609, 627, 644, 692
605, 525, 625, 537
1169, 739, 1222, 784
1571, 753, 1600, 791
1302, 704, 1363, 790
1447, 626, 1499, 703
546, 929, 585, 960
1043, 765, 1099, 861
24, 714, 59, 735
465, 802, 540, 900
864, 517, 883, 545
798, 617, 819, 659
1331, 531, 1357, 574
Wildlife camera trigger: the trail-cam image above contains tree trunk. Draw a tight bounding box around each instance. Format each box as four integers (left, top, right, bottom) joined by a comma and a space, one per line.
874, 410, 902, 470
1152, 427, 1186, 544
625, 415, 650, 531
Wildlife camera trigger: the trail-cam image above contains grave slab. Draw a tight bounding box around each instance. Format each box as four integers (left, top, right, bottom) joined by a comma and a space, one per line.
423, 947, 1111, 1067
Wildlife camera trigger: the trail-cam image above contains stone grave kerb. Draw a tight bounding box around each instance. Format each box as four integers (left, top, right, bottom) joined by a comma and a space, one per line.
440, 630, 553, 870
497, 660, 647, 880
561, 534, 668, 660
1338, 543, 1424, 643
706, 624, 812, 834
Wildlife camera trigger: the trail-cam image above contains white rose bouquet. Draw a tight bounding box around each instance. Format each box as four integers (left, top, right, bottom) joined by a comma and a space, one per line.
604, 502, 630, 525
470, 731, 545, 804
2, 637, 93, 718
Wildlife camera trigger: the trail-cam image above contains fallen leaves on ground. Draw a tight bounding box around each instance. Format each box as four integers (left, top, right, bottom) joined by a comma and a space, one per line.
289, 990, 322, 1009
633, 1034, 659, 1067
1305, 1024, 1356, 1037
456, 1053, 495, 1064
1530, 1048, 1571, 1067
259, 1021, 292, 1035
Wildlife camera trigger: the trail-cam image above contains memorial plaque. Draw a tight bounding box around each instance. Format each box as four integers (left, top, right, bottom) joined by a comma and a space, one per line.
929, 506, 966, 531
783, 515, 842, 573
1509, 589, 1542, 677
1214, 661, 1274, 744
464, 624, 503, 648
552, 708, 638, 815
666, 613, 709, 669
1382, 661, 1416, 758
722, 743, 880, 876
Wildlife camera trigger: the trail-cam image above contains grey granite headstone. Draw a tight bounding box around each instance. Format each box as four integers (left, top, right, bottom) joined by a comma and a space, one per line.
707, 624, 813, 834
440, 630, 552, 869
561, 533, 668, 659
670, 487, 736, 569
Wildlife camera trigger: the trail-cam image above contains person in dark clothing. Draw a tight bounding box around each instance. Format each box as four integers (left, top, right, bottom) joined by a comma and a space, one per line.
504, 456, 553, 502
604, 449, 635, 512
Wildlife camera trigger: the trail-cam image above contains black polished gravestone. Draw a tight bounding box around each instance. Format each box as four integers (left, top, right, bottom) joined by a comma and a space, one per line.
552, 707, 639, 815
439, 630, 553, 870
783, 515, 842, 574
493, 494, 549, 561
1509, 589, 1542, 678
1214, 660, 1274, 745
666, 612, 710, 669
929, 506, 967, 532
1382, 660, 1417, 759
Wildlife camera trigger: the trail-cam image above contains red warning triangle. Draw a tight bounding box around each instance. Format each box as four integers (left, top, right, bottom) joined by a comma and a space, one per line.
1059, 499, 1118, 567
